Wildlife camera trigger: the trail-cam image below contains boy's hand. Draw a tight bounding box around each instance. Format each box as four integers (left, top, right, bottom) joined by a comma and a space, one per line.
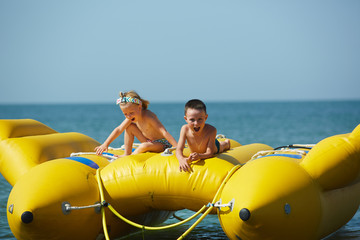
189, 152, 200, 161
179, 157, 192, 172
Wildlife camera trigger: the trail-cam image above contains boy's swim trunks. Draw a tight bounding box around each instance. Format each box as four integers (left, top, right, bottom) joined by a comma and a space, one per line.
215, 139, 220, 154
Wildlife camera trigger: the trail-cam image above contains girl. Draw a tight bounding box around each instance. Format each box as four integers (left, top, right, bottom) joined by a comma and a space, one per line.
95, 91, 177, 157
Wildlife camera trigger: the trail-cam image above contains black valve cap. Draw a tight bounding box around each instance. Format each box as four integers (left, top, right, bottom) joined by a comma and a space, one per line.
239, 208, 251, 221
21, 211, 33, 224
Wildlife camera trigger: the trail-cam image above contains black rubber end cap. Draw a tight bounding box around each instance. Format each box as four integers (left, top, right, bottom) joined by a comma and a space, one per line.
21, 211, 33, 224
239, 208, 251, 221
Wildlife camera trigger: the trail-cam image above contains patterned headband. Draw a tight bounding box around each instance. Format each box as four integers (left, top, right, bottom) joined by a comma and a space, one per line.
116, 97, 142, 105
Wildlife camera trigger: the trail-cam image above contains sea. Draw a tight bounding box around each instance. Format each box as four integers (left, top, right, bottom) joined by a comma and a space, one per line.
1, 101, 360, 239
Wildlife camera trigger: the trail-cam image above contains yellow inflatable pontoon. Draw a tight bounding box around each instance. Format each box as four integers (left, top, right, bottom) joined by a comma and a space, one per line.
1, 119, 360, 240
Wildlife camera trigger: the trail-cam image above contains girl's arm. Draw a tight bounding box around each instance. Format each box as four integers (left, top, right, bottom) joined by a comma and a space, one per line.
161, 129, 177, 148
176, 125, 191, 172
95, 119, 132, 155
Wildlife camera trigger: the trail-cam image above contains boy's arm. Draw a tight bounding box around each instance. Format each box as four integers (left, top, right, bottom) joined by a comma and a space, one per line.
95, 119, 131, 155
176, 126, 191, 172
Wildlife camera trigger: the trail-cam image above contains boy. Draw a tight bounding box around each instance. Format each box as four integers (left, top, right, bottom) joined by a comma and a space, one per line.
176, 99, 230, 172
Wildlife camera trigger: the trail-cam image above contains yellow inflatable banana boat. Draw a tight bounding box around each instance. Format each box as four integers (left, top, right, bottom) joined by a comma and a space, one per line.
1, 119, 360, 240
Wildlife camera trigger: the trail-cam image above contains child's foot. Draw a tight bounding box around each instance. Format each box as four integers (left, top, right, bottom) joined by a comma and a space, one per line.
219, 139, 231, 153
225, 139, 231, 150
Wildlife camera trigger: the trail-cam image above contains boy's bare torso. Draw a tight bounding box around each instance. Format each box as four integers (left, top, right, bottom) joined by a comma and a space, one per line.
185, 124, 216, 153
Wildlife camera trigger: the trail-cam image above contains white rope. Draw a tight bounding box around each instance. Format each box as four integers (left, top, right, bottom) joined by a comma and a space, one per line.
291, 144, 315, 148
251, 149, 307, 160
107, 147, 123, 150
109, 144, 177, 156
109, 143, 142, 150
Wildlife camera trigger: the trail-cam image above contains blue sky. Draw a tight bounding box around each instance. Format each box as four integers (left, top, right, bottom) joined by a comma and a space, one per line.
1, 1, 359, 104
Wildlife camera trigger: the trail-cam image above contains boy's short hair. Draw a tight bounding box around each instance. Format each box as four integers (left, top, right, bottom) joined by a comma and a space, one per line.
184, 99, 207, 115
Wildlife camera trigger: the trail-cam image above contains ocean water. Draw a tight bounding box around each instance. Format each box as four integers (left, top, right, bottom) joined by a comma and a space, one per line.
0, 101, 360, 239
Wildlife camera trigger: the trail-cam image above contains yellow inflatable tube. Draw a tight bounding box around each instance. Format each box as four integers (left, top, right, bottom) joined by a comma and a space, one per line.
2, 119, 360, 240
1, 119, 271, 239
219, 124, 360, 240
100, 143, 272, 216
0, 119, 100, 185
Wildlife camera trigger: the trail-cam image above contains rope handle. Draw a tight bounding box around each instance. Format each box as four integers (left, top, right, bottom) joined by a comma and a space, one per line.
177, 164, 240, 240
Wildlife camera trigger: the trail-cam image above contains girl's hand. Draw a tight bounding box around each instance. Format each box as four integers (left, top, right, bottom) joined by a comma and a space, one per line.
179, 157, 192, 172
95, 144, 108, 155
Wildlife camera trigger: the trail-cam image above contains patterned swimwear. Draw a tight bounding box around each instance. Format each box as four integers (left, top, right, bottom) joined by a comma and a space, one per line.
152, 138, 172, 150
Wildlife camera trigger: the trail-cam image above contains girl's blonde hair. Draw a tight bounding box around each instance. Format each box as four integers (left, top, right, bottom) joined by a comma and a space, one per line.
119, 90, 149, 109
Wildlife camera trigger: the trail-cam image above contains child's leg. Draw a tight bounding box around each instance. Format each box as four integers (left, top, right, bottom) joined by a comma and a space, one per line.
122, 129, 134, 156
219, 139, 231, 153
122, 124, 148, 156
133, 141, 164, 154
120, 123, 165, 155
